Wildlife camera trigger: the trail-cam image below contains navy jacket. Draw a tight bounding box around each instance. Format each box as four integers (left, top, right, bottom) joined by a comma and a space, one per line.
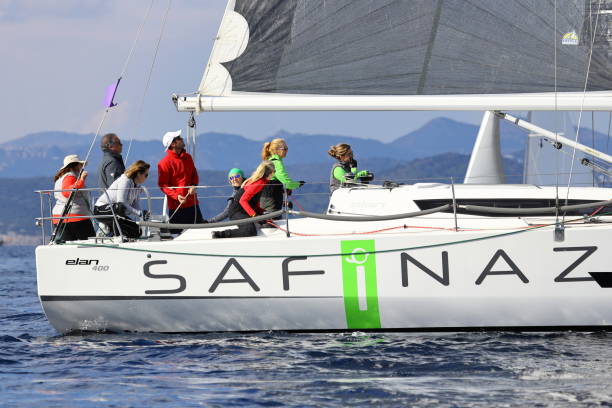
98, 150, 125, 189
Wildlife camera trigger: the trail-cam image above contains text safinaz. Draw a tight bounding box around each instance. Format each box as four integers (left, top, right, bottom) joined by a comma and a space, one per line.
142, 246, 599, 294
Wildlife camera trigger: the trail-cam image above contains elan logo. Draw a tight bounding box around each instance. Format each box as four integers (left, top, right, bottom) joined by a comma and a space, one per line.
65, 258, 99, 266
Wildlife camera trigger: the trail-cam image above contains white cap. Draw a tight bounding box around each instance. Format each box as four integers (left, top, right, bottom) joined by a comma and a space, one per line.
59, 154, 86, 171
162, 129, 182, 149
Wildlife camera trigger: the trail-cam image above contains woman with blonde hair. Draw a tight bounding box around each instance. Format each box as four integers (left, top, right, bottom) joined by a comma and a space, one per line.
328, 143, 370, 193
94, 160, 151, 239
212, 161, 276, 239
260, 138, 304, 212
52, 154, 95, 242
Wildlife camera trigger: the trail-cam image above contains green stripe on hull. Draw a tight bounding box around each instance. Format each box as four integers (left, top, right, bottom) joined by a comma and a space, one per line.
341, 239, 381, 329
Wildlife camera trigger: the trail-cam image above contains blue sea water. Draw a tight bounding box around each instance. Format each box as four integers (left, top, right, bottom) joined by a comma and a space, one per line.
2, 246, 612, 407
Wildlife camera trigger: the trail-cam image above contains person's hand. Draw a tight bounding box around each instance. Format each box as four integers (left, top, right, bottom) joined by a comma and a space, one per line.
177, 195, 187, 204
80, 171, 88, 180
298, 180, 305, 187
187, 186, 196, 196
356, 170, 369, 178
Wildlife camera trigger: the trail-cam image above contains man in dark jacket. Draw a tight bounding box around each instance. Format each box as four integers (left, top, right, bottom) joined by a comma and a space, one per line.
98, 133, 125, 189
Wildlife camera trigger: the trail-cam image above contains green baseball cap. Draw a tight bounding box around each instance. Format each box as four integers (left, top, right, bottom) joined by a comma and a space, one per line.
227, 168, 244, 178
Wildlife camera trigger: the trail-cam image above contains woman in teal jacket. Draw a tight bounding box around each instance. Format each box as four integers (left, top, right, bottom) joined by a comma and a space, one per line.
260, 138, 304, 212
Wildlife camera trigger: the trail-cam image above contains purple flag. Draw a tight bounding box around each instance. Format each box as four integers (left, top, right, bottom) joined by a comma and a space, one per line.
104, 78, 121, 108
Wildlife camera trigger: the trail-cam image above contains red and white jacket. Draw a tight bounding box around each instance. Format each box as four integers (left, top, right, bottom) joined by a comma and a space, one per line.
52, 172, 90, 223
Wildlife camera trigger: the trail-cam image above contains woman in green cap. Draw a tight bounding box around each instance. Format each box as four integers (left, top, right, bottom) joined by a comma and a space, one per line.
207, 168, 244, 223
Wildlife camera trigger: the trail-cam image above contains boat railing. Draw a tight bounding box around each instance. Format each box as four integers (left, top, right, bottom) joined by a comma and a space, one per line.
35, 185, 156, 245
34, 179, 612, 245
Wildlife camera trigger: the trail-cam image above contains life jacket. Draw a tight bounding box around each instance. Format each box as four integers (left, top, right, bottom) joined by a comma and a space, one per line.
260, 156, 284, 211
329, 159, 356, 193
52, 172, 91, 223
228, 178, 268, 218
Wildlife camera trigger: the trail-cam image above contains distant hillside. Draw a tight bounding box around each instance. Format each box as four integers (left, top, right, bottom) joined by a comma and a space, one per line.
377, 153, 524, 184
391, 118, 525, 156
0, 118, 529, 178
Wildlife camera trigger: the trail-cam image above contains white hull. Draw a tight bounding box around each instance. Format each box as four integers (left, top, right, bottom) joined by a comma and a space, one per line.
36, 212, 612, 333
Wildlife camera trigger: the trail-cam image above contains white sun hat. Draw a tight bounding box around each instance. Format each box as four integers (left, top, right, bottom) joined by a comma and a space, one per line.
59, 154, 86, 171
162, 129, 182, 149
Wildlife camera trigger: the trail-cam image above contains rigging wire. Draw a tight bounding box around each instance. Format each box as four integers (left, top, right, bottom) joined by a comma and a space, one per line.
564, 0, 603, 219
553, 0, 560, 225
118, 0, 154, 81
592, 111, 596, 186
82, 0, 155, 169
50, 2, 156, 242
125, 0, 174, 163
606, 112, 612, 186
606, 112, 612, 156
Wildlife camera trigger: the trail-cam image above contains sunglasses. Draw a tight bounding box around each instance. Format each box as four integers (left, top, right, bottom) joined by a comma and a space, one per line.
143, 172, 149, 178
229, 175, 242, 181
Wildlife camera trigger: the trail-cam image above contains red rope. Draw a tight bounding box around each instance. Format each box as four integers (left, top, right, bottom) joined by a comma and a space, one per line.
264, 220, 552, 237
291, 198, 306, 212
588, 198, 611, 217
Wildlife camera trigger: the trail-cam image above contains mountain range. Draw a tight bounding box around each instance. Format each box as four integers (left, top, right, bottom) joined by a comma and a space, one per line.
0, 118, 529, 178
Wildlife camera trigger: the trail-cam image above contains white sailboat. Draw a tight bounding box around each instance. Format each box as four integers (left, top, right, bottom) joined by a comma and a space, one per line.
36, 0, 612, 334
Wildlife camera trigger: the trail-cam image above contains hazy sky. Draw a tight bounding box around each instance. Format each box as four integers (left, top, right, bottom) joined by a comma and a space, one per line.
3, 0, 609, 192
2, 0, 485, 144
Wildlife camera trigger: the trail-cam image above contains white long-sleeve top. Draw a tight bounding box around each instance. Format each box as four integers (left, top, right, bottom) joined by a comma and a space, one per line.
95, 174, 142, 217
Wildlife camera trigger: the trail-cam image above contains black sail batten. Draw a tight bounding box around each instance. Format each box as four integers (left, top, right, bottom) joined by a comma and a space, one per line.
220, 0, 612, 96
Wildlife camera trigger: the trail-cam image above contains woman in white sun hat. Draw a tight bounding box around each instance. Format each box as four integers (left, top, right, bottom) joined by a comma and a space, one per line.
51, 154, 95, 242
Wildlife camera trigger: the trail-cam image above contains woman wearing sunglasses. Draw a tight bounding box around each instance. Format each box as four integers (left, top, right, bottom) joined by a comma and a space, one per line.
94, 160, 151, 239
328, 143, 371, 193
207, 168, 244, 223
260, 138, 305, 213
212, 161, 275, 239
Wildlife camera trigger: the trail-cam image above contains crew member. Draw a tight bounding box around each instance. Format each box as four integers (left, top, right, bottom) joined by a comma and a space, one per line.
52, 154, 95, 242
158, 129, 204, 233
212, 161, 275, 238
260, 138, 304, 213
98, 133, 125, 189
328, 143, 370, 193
94, 160, 150, 239
208, 168, 244, 223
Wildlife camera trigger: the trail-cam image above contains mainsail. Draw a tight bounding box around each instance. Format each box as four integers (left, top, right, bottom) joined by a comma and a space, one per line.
200, 0, 612, 97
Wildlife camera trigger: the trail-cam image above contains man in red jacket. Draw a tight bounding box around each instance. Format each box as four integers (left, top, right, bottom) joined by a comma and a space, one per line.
158, 130, 205, 232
